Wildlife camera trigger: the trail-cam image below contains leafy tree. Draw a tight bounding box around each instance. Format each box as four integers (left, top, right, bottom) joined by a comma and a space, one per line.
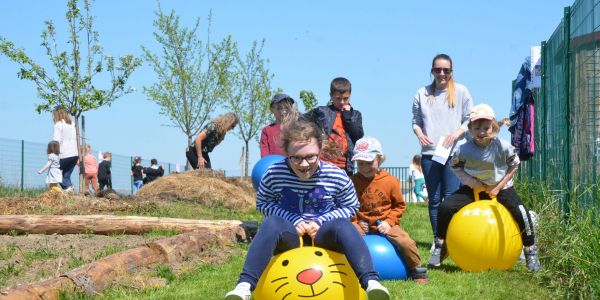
299, 90, 318, 112
0, 0, 141, 192
142, 6, 235, 170
226, 40, 274, 176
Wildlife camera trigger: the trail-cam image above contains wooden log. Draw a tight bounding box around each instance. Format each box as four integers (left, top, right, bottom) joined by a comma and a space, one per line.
0, 215, 245, 237
0, 228, 238, 300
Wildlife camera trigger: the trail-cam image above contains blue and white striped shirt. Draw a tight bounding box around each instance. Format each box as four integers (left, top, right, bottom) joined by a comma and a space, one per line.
256, 159, 359, 226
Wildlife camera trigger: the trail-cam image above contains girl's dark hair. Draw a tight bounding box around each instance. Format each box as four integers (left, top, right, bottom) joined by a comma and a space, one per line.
47, 141, 60, 155
280, 116, 324, 152
412, 154, 422, 173
330, 77, 352, 95
428, 54, 456, 108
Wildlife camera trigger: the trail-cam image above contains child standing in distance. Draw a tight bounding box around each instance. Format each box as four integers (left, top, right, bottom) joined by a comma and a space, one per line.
83, 144, 99, 195
260, 93, 297, 157
131, 156, 144, 193
143, 158, 164, 184
38, 141, 63, 193
429, 104, 542, 272
98, 152, 112, 191
409, 154, 428, 203
351, 137, 429, 284
225, 117, 389, 300
186, 112, 239, 169
305, 77, 364, 175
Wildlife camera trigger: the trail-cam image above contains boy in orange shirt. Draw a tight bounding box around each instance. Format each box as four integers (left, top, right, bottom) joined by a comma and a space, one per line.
351, 137, 428, 283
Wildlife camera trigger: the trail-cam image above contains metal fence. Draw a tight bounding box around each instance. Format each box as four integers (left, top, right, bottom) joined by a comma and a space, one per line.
0, 137, 180, 195
519, 0, 600, 208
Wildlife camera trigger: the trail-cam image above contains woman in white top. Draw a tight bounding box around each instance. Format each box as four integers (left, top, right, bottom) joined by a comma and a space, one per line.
52, 109, 79, 192
411, 54, 472, 242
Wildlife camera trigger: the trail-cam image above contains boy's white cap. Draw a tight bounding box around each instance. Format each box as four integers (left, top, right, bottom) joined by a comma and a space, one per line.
470, 104, 496, 121
351, 137, 383, 162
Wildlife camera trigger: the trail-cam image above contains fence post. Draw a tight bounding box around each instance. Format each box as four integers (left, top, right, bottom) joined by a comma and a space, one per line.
130, 156, 134, 195
20, 140, 24, 192
541, 41, 547, 183
563, 6, 572, 214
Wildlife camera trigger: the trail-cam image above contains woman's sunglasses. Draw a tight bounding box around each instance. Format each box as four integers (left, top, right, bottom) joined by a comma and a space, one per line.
432, 67, 452, 74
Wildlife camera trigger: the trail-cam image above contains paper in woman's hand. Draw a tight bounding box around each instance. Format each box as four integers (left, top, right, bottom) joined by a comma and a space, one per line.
432, 136, 451, 164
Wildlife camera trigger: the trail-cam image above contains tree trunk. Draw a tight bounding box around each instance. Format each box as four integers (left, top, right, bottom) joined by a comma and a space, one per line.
185, 135, 192, 171
0, 215, 245, 236
73, 116, 84, 194
244, 140, 250, 177
0, 228, 243, 300
79, 115, 87, 193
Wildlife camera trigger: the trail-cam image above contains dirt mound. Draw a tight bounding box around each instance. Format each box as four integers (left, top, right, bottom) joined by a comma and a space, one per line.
137, 169, 255, 211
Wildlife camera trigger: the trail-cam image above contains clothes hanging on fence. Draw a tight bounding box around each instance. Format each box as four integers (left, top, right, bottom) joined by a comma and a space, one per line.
509, 57, 535, 161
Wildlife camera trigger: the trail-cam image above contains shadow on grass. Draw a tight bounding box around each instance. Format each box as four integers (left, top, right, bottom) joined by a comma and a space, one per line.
416, 241, 432, 249
435, 264, 463, 273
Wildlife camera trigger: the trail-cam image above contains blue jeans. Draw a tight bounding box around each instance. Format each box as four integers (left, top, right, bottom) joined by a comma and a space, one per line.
237, 216, 379, 290
59, 156, 79, 190
421, 155, 460, 238
133, 180, 143, 193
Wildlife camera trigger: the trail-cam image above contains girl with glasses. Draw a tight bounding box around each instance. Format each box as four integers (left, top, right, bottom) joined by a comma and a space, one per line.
225, 116, 389, 300
411, 54, 473, 261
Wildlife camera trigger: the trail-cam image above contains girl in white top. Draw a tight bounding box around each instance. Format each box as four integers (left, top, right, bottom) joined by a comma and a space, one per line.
52, 109, 79, 191
38, 141, 63, 193
409, 154, 428, 203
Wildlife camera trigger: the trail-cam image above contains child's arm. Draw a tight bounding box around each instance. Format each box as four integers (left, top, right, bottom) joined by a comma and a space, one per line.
450, 155, 486, 190
386, 178, 406, 225
195, 130, 208, 168
38, 160, 51, 174
485, 165, 517, 197
341, 110, 364, 143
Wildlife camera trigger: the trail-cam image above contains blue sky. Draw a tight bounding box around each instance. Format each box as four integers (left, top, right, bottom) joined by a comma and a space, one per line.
0, 0, 573, 175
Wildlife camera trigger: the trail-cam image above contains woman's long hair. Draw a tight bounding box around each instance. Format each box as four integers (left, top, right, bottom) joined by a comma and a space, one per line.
427, 54, 456, 108
211, 112, 239, 144
52, 108, 72, 124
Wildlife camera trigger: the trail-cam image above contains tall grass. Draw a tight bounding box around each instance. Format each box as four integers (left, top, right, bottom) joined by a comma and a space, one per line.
516, 180, 600, 299
0, 185, 45, 197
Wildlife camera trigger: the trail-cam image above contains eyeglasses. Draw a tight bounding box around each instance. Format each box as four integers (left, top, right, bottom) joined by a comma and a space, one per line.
288, 154, 319, 164
432, 67, 452, 74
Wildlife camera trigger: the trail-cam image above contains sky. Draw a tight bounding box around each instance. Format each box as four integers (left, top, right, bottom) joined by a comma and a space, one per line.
0, 0, 574, 176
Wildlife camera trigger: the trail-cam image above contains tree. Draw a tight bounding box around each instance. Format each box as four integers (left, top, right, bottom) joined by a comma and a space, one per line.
0, 0, 141, 192
299, 90, 318, 112
226, 40, 274, 176
142, 6, 235, 170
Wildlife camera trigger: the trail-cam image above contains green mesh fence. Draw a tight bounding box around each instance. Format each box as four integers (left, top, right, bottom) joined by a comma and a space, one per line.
520, 0, 600, 209
0, 137, 180, 195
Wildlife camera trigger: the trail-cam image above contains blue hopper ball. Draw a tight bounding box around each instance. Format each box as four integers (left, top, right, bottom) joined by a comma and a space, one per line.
251, 154, 286, 189
363, 234, 410, 280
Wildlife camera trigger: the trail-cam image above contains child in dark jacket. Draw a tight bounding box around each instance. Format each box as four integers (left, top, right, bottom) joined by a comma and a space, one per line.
98, 152, 112, 191
143, 158, 164, 184
305, 77, 363, 175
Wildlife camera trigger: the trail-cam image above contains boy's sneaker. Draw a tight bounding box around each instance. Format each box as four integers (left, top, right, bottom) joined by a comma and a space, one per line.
410, 267, 429, 284
224, 282, 251, 300
64, 186, 74, 194
366, 280, 390, 300
428, 238, 447, 267
524, 246, 542, 272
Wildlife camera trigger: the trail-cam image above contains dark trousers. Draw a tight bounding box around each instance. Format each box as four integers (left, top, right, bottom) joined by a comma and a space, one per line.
436, 185, 536, 246
237, 216, 379, 290
59, 156, 79, 189
421, 155, 461, 238
185, 148, 211, 169
98, 178, 111, 190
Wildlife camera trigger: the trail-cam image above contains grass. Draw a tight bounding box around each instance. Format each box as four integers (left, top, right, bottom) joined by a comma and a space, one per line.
83, 203, 555, 300
0, 185, 45, 197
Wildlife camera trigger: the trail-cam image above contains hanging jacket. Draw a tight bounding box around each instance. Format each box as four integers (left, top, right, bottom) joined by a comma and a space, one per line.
509, 58, 535, 161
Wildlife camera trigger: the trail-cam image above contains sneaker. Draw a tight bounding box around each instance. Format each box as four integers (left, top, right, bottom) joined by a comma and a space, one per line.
429, 240, 435, 254
366, 280, 390, 300
224, 282, 251, 300
524, 246, 542, 272
410, 267, 429, 284
64, 186, 74, 194
428, 238, 447, 267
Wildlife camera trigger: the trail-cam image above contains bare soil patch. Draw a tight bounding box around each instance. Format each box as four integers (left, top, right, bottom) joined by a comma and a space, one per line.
0, 171, 252, 292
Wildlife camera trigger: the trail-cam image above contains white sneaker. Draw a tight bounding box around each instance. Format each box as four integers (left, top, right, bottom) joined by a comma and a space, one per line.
64, 186, 74, 193
224, 282, 251, 300
366, 280, 390, 300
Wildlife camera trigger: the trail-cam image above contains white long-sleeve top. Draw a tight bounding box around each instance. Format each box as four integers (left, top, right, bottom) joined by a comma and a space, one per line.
53, 120, 78, 159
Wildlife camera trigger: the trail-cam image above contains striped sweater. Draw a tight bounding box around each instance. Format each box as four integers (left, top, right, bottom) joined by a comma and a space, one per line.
256, 159, 359, 226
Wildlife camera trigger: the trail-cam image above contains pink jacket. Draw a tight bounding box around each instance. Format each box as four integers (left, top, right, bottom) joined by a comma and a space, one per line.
84, 154, 98, 175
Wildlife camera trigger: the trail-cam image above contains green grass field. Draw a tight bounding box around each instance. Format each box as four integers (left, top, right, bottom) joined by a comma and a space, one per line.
88, 203, 554, 300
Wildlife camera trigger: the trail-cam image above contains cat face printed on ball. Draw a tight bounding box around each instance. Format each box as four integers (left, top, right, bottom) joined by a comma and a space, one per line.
253, 245, 366, 300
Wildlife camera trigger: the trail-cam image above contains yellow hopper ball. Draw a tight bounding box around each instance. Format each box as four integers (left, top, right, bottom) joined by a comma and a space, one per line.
446, 192, 523, 272
254, 243, 366, 300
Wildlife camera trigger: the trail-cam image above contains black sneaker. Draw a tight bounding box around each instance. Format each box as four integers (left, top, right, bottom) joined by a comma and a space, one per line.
428, 238, 447, 267
410, 267, 429, 284
524, 246, 542, 272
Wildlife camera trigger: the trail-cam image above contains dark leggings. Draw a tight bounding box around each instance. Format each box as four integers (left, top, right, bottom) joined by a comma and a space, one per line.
185, 149, 211, 169
59, 156, 79, 189
436, 185, 536, 246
